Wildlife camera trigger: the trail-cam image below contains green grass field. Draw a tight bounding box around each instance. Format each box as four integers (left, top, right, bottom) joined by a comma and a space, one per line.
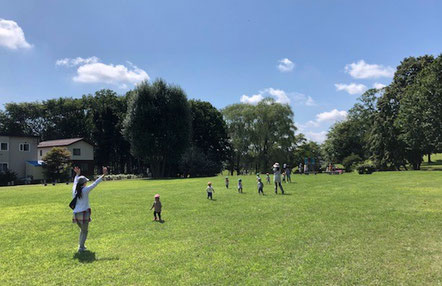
1, 172, 441, 285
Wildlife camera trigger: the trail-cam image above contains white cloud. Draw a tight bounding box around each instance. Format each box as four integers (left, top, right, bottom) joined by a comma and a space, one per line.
335, 83, 367, 95
57, 57, 149, 87
304, 131, 327, 143
240, 94, 264, 105
345, 60, 395, 79
265, 88, 291, 104
240, 88, 316, 106
56, 56, 99, 67
316, 109, 348, 123
297, 109, 348, 143
373, 82, 386, 89
0, 19, 32, 50
277, 58, 295, 72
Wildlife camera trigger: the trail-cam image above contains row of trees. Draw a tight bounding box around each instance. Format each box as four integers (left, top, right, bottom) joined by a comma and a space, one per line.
1, 79, 321, 177
324, 54, 442, 170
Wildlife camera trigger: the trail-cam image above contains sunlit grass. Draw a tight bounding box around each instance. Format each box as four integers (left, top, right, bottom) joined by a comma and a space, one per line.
0, 171, 441, 285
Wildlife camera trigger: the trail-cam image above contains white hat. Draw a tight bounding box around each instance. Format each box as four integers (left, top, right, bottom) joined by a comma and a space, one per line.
273, 162, 280, 168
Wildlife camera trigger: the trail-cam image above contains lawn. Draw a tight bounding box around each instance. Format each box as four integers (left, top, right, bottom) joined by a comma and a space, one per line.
1, 172, 441, 285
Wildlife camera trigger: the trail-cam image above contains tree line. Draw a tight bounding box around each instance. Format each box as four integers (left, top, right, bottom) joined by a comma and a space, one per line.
1, 79, 318, 177
324, 54, 442, 170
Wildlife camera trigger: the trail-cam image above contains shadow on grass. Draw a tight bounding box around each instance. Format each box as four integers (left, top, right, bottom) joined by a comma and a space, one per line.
73, 251, 120, 263
73, 250, 96, 263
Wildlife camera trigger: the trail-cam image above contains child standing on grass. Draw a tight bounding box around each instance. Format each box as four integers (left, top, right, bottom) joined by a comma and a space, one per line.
72, 166, 108, 252
206, 182, 215, 199
238, 179, 243, 193
150, 194, 162, 221
257, 177, 264, 195
266, 173, 271, 184
225, 177, 229, 189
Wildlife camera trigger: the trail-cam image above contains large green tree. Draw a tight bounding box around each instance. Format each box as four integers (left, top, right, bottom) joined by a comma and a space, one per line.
85, 90, 132, 173
180, 100, 230, 177
324, 88, 378, 164
370, 55, 434, 170
396, 55, 442, 169
123, 79, 191, 177
222, 98, 296, 173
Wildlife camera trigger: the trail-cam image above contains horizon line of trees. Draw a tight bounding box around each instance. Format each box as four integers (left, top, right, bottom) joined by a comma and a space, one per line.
0, 79, 320, 177
324, 54, 442, 170
1, 53, 439, 177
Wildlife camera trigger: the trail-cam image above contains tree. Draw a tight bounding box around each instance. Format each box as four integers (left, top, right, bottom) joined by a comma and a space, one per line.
324, 88, 379, 164
42, 147, 72, 182
370, 55, 434, 170
123, 79, 192, 177
181, 100, 230, 177
85, 90, 132, 173
222, 98, 297, 173
396, 55, 442, 169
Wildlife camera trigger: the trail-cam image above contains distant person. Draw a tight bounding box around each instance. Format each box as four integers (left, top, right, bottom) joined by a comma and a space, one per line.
257, 177, 264, 195
266, 173, 271, 184
150, 194, 162, 221
206, 182, 215, 200
304, 163, 308, 174
238, 179, 243, 193
286, 166, 292, 183
273, 163, 285, 194
71, 166, 108, 252
225, 177, 229, 189
282, 171, 286, 183
299, 163, 303, 175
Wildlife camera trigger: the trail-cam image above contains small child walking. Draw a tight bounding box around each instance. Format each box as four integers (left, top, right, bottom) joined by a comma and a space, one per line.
206, 182, 215, 199
257, 177, 264, 195
266, 173, 271, 184
150, 194, 162, 222
238, 179, 243, 193
225, 177, 229, 189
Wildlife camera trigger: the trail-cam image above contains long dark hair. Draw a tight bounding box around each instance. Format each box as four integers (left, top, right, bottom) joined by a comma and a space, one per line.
75, 178, 87, 199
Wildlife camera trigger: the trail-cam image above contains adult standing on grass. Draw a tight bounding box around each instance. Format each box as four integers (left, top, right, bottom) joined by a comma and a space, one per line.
72, 166, 108, 252
273, 163, 284, 194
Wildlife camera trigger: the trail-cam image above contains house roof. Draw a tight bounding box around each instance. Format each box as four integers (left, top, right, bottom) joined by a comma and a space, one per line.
27, 160, 44, 166
38, 138, 90, 148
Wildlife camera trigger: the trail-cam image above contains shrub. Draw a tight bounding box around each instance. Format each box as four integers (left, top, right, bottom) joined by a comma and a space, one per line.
0, 169, 18, 186
342, 154, 363, 172
356, 163, 376, 174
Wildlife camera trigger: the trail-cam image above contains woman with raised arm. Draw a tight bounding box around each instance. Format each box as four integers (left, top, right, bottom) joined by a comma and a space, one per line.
72, 166, 108, 252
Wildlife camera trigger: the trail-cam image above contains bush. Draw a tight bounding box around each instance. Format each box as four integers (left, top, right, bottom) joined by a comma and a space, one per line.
342, 154, 363, 172
356, 163, 376, 174
0, 169, 18, 186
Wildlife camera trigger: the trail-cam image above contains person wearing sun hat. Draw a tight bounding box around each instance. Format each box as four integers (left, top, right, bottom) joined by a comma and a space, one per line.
72, 166, 108, 252
273, 162, 285, 194
150, 194, 163, 221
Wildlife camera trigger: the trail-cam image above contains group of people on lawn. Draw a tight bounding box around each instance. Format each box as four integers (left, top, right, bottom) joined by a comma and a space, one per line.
70, 162, 290, 253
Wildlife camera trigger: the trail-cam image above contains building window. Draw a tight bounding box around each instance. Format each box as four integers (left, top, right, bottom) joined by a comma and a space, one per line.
0, 163, 8, 173
40, 150, 43, 156
0, 143, 8, 151
19, 143, 30, 152
73, 148, 81, 156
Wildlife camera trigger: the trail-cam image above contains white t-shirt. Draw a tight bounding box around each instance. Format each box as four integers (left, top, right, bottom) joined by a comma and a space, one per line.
72, 175, 104, 213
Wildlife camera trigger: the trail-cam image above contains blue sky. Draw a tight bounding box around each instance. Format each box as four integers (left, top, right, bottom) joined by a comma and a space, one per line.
1, 0, 441, 142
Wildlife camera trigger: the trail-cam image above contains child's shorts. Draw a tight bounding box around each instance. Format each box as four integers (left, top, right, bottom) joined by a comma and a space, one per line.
207, 192, 213, 198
